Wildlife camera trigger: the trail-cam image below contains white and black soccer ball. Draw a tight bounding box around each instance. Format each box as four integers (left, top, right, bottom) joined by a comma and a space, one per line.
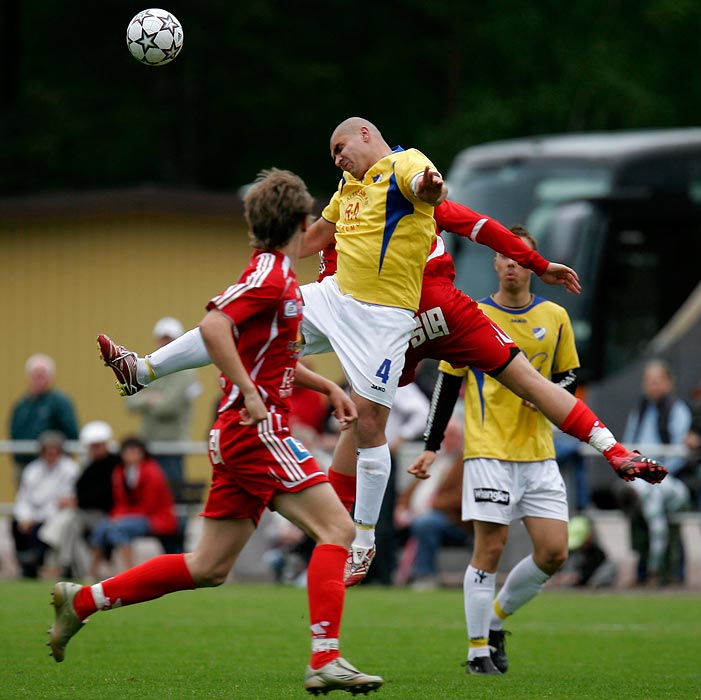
126, 8, 183, 66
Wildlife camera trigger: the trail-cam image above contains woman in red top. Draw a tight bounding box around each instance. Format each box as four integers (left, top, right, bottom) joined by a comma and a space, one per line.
89, 437, 177, 577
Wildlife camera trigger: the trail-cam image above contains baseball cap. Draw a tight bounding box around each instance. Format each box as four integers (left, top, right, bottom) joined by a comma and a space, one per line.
567, 515, 593, 550
153, 316, 184, 339
80, 421, 114, 446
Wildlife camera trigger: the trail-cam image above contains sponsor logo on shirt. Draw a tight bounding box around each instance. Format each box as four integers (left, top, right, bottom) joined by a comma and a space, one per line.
474, 487, 510, 505
284, 300, 299, 318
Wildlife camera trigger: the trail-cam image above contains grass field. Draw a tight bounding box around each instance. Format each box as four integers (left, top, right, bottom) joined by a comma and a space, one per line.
0, 580, 699, 699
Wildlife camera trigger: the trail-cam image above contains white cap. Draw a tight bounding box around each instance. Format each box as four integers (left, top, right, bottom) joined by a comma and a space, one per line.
80, 421, 113, 446
153, 316, 184, 339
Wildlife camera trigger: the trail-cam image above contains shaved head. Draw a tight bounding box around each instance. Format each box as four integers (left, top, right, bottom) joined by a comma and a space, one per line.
331, 117, 382, 143
330, 117, 391, 179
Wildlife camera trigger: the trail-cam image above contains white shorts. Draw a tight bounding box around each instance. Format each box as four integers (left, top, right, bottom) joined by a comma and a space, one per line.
300, 276, 415, 408
462, 458, 569, 525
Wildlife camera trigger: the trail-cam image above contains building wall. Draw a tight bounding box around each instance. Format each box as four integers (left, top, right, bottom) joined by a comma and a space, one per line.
0, 195, 340, 502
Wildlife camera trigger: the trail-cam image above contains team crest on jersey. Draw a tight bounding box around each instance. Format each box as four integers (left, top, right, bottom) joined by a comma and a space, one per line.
283, 300, 300, 318
532, 327, 546, 340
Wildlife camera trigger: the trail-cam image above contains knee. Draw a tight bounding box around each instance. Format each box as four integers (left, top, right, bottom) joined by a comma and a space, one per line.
536, 548, 568, 576
473, 539, 505, 571
317, 518, 355, 549
184, 554, 230, 588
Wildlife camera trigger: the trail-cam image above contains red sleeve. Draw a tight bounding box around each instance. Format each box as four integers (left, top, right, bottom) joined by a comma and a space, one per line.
434, 200, 549, 277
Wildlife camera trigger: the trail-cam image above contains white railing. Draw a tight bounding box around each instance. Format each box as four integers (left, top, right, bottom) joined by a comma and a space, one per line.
0, 439, 693, 459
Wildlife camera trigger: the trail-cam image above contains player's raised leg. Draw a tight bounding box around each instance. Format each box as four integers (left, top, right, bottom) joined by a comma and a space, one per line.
496, 354, 667, 483
98, 327, 211, 396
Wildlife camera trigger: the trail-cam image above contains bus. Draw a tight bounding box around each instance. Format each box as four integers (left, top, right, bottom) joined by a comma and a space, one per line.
444, 129, 701, 385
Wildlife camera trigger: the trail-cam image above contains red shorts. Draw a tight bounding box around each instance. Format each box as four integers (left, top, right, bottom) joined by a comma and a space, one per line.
202, 410, 328, 524
400, 278, 518, 385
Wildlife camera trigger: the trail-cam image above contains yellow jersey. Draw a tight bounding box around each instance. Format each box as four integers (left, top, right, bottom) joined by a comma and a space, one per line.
440, 295, 579, 462
321, 147, 437, 311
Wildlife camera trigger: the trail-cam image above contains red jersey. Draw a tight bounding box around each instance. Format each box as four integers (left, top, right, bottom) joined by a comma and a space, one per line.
110, 458, 178, 536
207, 250, 303, 415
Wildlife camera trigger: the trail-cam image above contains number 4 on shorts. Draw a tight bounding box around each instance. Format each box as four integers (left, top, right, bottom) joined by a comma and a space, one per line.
375, 358, 391, 385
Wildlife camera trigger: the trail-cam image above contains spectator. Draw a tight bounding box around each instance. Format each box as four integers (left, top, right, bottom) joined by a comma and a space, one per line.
9, 353, 79, 485
11, 431, 80, 578
38, 421, 120, 577
395, 418, 468, 588
88, 437, 178, 578
126, 317, 202, 500
552, 515, 617, 588
623, 359, 691, 475
622, 360, 692, 585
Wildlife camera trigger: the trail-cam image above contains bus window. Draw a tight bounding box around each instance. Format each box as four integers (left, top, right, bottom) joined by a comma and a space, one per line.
597, 209, 701, 376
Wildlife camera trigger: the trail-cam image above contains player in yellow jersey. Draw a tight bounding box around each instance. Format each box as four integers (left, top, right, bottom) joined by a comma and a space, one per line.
293, 117, 447, 582
414, 226, 582, 675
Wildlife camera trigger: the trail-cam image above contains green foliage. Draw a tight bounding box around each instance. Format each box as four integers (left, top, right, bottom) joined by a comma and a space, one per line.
2, 0, 701, 194
1, 580, 700, 699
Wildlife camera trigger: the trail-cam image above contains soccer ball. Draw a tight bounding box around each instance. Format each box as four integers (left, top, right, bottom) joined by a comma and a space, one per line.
126, 8, 184, 66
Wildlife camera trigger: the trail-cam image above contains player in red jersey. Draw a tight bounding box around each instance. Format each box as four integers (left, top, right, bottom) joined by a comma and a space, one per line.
310, 199, 667, 585
48, 169, 384, 696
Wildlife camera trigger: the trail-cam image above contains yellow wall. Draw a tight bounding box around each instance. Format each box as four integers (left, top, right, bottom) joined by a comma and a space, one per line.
0, 195, 341, 501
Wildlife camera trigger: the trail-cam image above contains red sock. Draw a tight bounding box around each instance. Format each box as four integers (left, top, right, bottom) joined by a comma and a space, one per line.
307, 543, 347, 669
559, 399, 624, 457
328, 469, 356, 513
73, 554, 195, 620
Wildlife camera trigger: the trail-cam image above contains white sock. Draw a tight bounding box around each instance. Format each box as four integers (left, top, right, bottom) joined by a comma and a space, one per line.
464, 565, 497, 660
140, 327, 212, 383
490, 554, 550, 629
352, 444, 391, 545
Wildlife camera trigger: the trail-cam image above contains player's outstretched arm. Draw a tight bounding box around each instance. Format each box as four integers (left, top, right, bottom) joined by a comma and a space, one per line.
298, 216, 337, 258
539, 262, 581, 295
199, 310, 267, 425
294, 363, 358, 431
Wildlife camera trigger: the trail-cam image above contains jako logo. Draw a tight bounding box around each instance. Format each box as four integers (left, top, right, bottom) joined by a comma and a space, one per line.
474, 488, 510, 504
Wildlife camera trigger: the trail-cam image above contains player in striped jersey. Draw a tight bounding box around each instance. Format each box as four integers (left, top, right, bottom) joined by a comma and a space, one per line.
49, 170, 384, 695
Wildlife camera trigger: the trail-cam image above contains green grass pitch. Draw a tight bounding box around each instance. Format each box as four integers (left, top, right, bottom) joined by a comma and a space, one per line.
0, 580, 699, 699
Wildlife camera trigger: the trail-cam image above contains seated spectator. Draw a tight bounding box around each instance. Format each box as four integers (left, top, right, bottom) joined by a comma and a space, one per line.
394, 419, 469, 588
11, 431, 79, 578
622, 360, 692, 585
37, 421, 120, 577
620, 473, 691, 586
552, 515, 617, 588
89, 437, 178, 578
